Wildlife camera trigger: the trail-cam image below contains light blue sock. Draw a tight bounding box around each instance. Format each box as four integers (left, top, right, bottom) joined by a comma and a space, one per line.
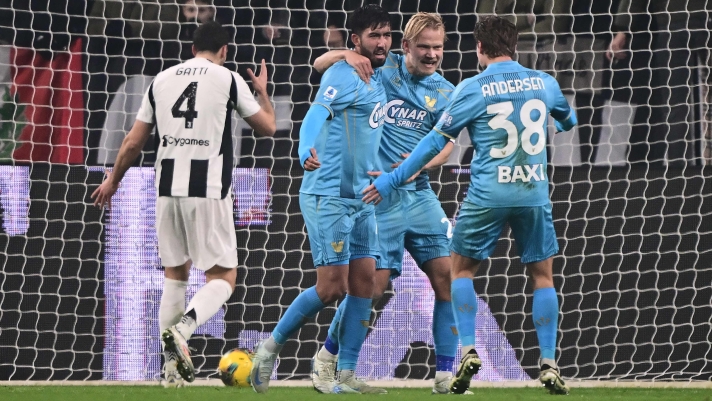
451, 278, 478, 348
532, 287, 559, 360
327, 298, 344, 345
433, 300, 458, 359
273, 286, 325, 345
325, 299, 344, 354
336, 295, 371, 371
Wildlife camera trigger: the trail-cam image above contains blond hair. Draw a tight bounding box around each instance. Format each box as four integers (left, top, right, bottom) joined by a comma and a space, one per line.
403, 12, 445, 43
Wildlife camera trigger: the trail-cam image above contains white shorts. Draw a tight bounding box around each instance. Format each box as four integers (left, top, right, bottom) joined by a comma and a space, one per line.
156, 196, 238, 271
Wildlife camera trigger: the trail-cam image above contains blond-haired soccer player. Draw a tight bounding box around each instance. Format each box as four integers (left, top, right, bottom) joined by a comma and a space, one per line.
311, 12, 462, 394
92, 21, 276, 387
363, 16, 576, 395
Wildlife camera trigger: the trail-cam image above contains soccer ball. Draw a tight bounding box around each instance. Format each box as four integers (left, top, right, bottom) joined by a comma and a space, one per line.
218, 349, 254, 388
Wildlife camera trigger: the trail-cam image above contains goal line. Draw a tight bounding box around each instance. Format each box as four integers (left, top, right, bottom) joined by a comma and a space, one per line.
3, 380, 711, 389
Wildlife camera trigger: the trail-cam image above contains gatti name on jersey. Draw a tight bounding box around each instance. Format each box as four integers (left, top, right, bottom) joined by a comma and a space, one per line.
135, 57, 261, 199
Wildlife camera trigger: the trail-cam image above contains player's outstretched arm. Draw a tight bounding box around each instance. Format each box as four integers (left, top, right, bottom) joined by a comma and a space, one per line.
395, 140, 454, 171
314, 49, 373, 83
365, 79, 478, 203
423, 140, 454, 170
362, 130, 449, 204
92, 120, 153, 209
390, 140, 454, 183
244, 59, 277, 137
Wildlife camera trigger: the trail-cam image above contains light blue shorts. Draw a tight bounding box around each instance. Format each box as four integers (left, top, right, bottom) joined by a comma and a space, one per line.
450, 201, 558, 264
300, 193, 380, 267
376, 189, 452, 278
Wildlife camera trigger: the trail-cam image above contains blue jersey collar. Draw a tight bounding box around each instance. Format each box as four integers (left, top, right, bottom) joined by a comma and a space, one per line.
483, 60, 520, 72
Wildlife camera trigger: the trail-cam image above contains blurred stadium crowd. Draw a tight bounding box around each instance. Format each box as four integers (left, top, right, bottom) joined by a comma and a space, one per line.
0, 0, 710, 168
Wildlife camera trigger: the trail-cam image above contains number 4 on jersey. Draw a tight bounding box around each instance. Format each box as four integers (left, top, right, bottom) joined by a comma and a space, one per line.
172, 82, 199, 128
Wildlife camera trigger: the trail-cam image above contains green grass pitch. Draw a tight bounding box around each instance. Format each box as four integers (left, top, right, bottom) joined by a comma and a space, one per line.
1, 387, 710, 401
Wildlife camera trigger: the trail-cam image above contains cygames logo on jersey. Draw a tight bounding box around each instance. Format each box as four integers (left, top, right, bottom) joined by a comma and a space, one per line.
161, 135, 210, 147
323, 86, 338, 101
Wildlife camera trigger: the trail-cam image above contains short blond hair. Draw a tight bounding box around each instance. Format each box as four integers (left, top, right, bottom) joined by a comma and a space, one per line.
403, 12, 445, 44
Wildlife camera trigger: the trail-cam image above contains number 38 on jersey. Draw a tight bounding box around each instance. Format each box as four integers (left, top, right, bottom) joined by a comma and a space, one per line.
488, 98, 547, 158
487, 98, 548, 184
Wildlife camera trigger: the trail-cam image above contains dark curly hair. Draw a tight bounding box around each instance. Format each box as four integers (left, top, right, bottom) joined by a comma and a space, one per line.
348, 4, 391, 36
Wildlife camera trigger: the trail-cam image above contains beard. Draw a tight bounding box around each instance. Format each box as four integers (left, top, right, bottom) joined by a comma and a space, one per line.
360, 46, 388, 68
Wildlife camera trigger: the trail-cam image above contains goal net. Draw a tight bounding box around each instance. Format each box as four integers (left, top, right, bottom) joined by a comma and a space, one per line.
0, 0, 711, 383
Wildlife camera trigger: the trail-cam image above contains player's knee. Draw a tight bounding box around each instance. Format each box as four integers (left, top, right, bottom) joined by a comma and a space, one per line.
372, 270, 391, 301
222, 272, 237, 291
164, 261, 191, 281
529, 272, 554, 290
430, 274, 451, 302
315, 264, 349, 303
423, 258, 452, 301
526, 258, 554, 290
316, 275, 347, 303
316, 285, 346, 304
206, 266, 237, 291
451, 253, 480, 280
348, 273, 377, 299
371, 283, 387, 301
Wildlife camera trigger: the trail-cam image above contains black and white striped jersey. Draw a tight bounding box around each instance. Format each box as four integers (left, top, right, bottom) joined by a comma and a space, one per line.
136, 57, 261, 199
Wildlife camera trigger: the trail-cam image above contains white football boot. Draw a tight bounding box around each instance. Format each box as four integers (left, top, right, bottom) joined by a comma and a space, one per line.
250, 340, 278, 393
311, 353, 337, 393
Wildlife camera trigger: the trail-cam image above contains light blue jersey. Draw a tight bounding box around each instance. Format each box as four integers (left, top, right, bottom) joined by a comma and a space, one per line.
435, 60, 575, 207
300, 60, 387, 198
358, 53, 455, 274
379, 53, 454, 191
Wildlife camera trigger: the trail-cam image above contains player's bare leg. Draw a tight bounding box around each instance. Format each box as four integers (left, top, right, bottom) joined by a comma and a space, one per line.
163, 264, 236, 383
159, 261, 191, 388
253, 265, 347, 393
448, 252, 483, 394
527, 258, 569, 395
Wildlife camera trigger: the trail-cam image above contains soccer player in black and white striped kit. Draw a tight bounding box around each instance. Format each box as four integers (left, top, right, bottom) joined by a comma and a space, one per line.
92, 21, 276, 387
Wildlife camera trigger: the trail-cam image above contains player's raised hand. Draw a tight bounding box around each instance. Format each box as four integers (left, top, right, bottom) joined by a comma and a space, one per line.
344, 51, 373, 84
361, 184, 383, 205
91, 171, 119, 209
304, 148, 321, 171
367, 170, 382, 177
247, 59, 269, 94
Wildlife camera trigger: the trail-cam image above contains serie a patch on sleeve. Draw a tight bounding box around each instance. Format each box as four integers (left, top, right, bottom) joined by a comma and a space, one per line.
323, 86, 338, 100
